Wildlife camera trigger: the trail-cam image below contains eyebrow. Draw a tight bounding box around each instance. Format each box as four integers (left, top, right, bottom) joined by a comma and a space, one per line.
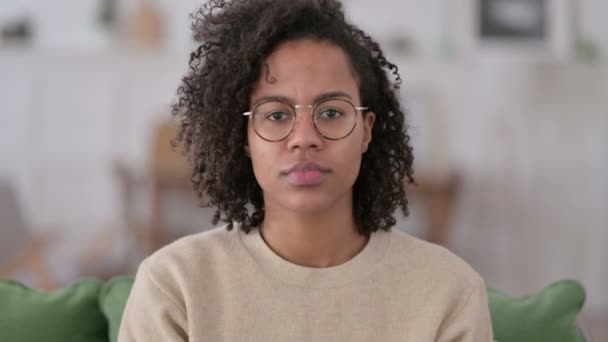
251, 91, 353, 106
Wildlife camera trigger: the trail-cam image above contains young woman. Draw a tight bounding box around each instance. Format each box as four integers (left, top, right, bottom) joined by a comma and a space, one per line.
118, 0, 493, 341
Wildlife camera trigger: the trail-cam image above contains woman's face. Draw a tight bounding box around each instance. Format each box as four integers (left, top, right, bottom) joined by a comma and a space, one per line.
247, 39, 375, 214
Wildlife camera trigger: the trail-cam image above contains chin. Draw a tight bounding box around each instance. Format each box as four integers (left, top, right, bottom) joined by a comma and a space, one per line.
278, 189, 345, 214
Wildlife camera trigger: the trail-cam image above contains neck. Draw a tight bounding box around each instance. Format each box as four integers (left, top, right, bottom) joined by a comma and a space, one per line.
260, 195, 369, 268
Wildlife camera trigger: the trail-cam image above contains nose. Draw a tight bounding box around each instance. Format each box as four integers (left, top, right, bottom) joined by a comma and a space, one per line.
286, 107, 325, 151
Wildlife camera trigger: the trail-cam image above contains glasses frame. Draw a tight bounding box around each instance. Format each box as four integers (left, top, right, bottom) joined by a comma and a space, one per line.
243, 98, 368, 142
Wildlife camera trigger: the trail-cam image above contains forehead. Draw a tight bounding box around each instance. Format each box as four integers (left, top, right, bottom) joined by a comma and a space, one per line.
251, 39, 360, 103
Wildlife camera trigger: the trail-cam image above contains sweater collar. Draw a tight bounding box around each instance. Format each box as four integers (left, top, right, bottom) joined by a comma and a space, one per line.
238, 225, 391, 288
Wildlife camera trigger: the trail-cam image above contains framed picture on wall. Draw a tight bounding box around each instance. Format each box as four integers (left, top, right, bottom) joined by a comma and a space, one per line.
446, 0, 574, 61
479, 0, 547, 40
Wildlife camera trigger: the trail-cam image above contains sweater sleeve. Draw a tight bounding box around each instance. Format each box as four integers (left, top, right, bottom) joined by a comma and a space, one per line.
436, 278, 494, 342
117, 261, 188, 342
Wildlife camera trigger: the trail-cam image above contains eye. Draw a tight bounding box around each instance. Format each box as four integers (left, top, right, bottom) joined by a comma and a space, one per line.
318, 109, 343, 119
265, 111, 292, 121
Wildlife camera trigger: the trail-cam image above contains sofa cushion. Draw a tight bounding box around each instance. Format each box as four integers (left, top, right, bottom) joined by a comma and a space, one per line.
489, 279, 586, 342
99, 276, 135, 342
0, 278, 108, 342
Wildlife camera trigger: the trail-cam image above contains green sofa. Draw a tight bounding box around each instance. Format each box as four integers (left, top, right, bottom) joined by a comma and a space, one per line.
0, 277, 587, 342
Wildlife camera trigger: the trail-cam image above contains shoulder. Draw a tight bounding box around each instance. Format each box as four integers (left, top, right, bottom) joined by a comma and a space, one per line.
138, 224, 239, 289
148, 224, 236, 261
386, 228, 484, 292
382, 229, 488, 327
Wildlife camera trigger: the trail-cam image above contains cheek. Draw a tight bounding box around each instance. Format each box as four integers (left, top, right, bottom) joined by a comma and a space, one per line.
333, 140, 364, 185
247, 131, 278, 188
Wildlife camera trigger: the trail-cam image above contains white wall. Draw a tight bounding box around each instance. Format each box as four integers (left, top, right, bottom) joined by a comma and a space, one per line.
580, 0, 608, 49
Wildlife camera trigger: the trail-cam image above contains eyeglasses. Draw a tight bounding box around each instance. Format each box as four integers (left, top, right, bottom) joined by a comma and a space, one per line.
243, 98, 368, 142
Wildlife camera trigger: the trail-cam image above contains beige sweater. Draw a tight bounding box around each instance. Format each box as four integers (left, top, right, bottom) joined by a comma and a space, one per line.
118, 225, 493, 341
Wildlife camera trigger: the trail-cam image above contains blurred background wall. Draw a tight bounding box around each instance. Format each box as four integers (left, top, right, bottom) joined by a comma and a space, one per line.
1, 0, 606, 337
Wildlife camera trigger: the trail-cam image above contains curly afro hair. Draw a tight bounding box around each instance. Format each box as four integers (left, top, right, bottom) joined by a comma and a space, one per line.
172, 0, 415, 236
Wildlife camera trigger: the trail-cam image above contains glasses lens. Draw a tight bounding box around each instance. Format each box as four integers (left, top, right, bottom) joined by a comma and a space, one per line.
313, 99, 357, 139
251, 101, 295, 141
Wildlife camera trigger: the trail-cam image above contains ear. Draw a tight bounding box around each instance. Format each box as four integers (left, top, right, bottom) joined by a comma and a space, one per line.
362, 112, 375, 153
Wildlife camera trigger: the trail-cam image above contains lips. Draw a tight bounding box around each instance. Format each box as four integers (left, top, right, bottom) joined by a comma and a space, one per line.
281, 162, 330, 186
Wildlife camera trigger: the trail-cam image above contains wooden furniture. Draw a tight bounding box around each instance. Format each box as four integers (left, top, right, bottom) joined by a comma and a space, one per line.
147, 121, 194, 253
406, 174, 461, 246
0, 182, 56, 291
115, 120, 210, 256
